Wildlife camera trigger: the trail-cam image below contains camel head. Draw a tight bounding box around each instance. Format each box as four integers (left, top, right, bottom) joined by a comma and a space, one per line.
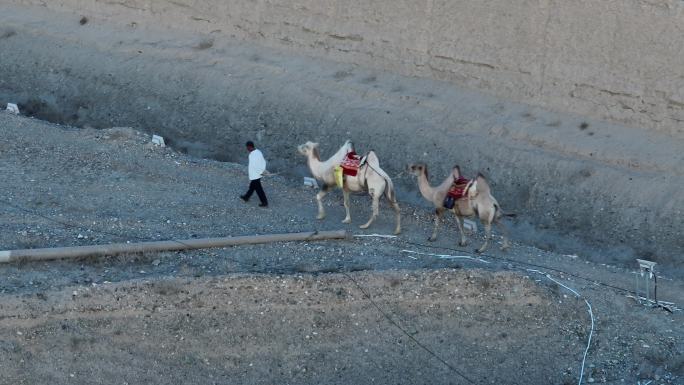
297, 141, 320, 159
407, 163, 428, 178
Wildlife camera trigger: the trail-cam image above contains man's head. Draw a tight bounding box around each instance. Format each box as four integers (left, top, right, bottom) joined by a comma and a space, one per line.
246, 141, 255, 152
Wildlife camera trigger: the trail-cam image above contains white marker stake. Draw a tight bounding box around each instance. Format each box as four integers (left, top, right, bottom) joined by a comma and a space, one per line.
151, 134, 166, 147
463, 219, 477, 233
303, 177, 318, 189
6, 103, 19, 114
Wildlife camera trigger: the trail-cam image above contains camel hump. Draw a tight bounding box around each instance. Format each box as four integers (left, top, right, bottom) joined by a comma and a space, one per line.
363, 150, 397, 202
363, 150, 390, 181
344, 139, 355, 153
452, 165, 461, 178
475, 173, 491, 194
365, 150, 380, 167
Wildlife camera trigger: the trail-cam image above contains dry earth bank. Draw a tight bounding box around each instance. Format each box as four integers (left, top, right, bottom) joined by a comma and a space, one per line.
6, 0, 684, 136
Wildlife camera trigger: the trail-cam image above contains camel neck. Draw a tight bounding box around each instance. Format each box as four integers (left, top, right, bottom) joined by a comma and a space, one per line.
306, 154, 324, 176
417, 171, 436, 200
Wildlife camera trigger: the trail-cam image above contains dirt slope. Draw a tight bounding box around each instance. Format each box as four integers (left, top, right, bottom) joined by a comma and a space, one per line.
0, 113, 682, 384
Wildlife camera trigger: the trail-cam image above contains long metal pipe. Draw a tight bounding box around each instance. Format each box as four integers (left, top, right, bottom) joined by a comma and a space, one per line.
0, 230, 348, 263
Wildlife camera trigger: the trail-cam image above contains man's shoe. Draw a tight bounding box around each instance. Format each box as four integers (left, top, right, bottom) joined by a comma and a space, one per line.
240, 195, 248, 202
258, 203, 268, 208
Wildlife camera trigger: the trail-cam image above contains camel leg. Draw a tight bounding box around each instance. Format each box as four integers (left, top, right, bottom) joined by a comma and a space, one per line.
360, 189, 379, 229
391, 200, 401, 235
495, 218, 511, 251
453, 213, 468, 247
315, 186, 330, 220
429, 208, 445, 241
342, 189, 352, 224
476, 221, 492, 253
476, 207, 497, 253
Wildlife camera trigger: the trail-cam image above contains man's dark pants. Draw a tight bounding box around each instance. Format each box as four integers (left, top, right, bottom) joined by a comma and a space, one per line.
244, 178, 268, 205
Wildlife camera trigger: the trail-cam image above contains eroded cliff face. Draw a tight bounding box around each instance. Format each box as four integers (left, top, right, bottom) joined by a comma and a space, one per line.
6, 0, 684, 136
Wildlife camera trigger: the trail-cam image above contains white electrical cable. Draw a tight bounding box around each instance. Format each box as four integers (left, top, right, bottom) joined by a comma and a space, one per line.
543, 274, 580, 297
527, 269, 595, 385
400, 249, 490, 264
353, 234, 399, 239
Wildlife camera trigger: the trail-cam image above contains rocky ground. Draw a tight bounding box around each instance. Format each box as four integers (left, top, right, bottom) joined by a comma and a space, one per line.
0, 112, 682, 384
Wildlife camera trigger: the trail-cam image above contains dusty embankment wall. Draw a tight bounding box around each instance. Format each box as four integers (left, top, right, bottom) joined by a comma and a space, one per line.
0, 5, 683, 267
5, 0, 684, 137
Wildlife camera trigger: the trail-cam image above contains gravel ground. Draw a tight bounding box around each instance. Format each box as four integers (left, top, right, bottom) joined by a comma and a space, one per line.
0, 112, 683, 384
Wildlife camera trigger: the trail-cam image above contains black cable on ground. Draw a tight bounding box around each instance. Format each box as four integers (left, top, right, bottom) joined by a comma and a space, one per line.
340, 271, 478, 385
0, 198, 148, 242
1, 198, 482, 383
0, 198, 231, 258
6, 198, 665, 384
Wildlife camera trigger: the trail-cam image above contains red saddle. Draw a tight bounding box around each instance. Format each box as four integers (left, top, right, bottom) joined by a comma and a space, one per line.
340, 151, 361, 176
447, 176, 471, 200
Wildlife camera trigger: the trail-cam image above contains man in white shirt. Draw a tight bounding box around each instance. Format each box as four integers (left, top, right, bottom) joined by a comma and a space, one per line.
240, 141, 269, 207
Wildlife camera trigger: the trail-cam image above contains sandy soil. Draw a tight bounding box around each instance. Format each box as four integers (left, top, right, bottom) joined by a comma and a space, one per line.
0, 113, 682, 384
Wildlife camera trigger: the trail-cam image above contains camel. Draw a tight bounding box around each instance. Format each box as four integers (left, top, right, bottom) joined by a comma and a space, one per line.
408, 163, 511, 252
298, 140, 401, 234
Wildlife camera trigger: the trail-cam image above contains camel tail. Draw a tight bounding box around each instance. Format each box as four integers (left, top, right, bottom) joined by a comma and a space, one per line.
494, 204, 516, 220
384, 172, 397, 203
